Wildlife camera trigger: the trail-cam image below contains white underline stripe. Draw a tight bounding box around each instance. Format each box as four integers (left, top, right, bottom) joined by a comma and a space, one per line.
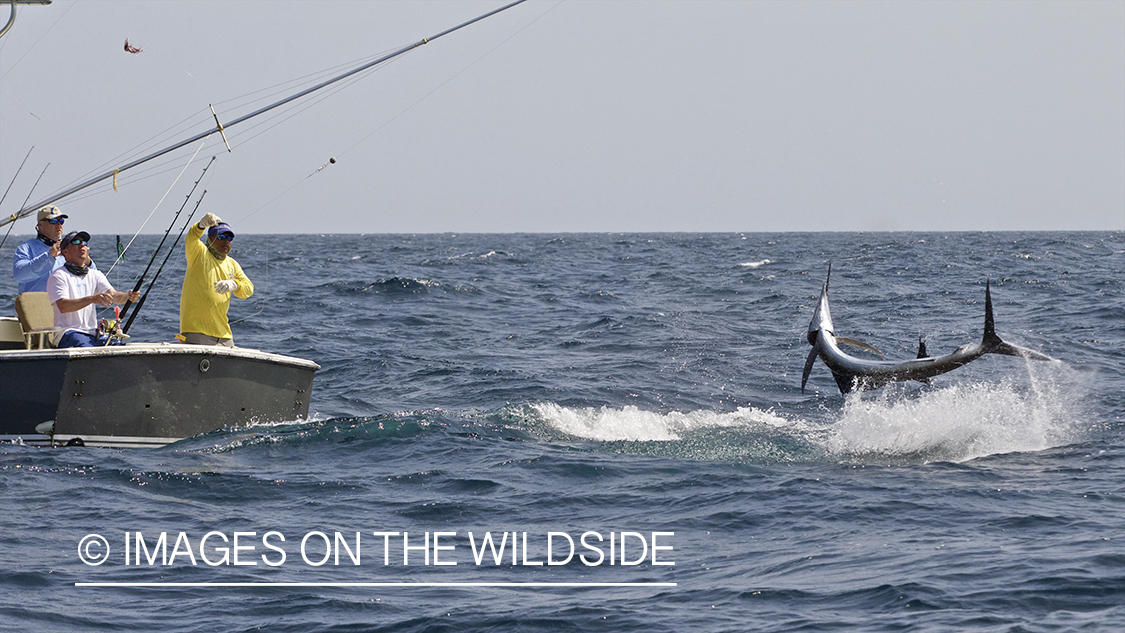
76, 582, 676, 588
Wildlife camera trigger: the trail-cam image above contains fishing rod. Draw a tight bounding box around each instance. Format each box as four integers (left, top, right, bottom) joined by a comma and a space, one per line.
0, 0, 529, 229
121, 190, 207, 335
0, 161, 48, 251
0, 146, 32, 210
0, 146, 34, 250
117, 156, 215, 322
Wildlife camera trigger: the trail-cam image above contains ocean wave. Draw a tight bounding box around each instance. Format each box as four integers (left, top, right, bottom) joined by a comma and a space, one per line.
178, 412, 445, 452
738, 259, 772, 269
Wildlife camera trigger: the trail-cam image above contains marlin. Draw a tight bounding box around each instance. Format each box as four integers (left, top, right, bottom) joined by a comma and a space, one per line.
802, 265, 1054, 394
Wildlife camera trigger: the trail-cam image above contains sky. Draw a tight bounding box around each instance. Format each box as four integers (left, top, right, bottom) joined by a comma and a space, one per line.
0, 0, 1122, 234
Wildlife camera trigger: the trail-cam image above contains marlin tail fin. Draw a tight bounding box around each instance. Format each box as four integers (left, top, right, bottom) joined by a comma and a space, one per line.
980, 279, 1055, 361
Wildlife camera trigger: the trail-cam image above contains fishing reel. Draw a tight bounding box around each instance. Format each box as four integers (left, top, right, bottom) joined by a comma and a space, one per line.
98, 307, 130, 344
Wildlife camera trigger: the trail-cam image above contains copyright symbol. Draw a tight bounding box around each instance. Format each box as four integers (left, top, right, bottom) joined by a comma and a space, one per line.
78, 534, 110, 566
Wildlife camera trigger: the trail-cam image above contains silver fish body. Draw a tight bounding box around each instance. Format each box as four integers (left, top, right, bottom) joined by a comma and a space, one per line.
802, 266, 1054, 394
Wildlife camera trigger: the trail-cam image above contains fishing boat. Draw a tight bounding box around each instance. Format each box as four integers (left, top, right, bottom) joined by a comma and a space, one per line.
0, 339, 318, 448
0, 1, 527, 447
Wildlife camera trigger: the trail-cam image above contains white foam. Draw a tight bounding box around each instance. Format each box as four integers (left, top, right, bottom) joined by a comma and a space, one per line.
738, 259, 772, 268
532, 402, 792, 442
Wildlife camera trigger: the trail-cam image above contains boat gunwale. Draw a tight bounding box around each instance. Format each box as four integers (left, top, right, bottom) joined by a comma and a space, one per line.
0, 342, 320, 370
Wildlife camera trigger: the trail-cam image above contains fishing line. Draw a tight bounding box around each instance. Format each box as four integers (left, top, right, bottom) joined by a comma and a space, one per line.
107, 141, 206, 275
51, 106, 223, 205
23, 62, 378, 212
220, 79, 386, 225
334, 0, 563, 162
117, 157, 214, 324
223, 69, 401, 225
3, 0, 533, 227
64, 72, 359, 202
78, 48, 404, 190
120, 188, 209, 334
0, 90, 102, 165
233, 1, 559, 227
211, 45, 404, 113
54, 50, 401, 196
66, 107, 213, 188
8, 105, 214, 215
227, 307, 265, 327
0, 0, 77, 79
228, 234, 269, 327
62, 149, 221, 207
220, 60, 392, 151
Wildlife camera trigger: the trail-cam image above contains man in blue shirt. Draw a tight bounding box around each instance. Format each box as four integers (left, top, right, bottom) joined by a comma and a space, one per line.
12, 205, 95, 294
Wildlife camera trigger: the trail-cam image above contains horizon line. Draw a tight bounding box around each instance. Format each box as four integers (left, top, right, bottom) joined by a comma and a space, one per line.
76, 581, 677, 588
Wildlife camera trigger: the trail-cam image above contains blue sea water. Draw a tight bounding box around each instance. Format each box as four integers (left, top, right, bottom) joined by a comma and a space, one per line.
1, 231, 1123, 632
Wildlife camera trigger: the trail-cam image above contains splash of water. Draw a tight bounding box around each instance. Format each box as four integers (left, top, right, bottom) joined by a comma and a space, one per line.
531, 402, 793, 442
529, 363, 1084, 464
823, 377, 1081, 463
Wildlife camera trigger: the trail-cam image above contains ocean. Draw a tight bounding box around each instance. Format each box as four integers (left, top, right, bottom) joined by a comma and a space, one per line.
1, 231, 1122, 632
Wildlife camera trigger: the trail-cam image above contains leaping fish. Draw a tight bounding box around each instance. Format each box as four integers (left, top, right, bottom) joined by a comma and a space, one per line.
802, 265, 1055, 394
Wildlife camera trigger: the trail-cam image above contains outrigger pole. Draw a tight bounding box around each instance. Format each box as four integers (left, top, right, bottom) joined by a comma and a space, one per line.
0, 0, 528, 228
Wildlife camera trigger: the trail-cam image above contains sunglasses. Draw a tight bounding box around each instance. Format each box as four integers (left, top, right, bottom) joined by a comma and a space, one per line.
214, 233, 234, 242
44, 218, 65, 225
69, 239, 88, 246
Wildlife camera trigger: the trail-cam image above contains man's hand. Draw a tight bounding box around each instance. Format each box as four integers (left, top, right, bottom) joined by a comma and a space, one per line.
126, 290, 140, 302
92, 291, 114, 307
198, 213, 222, 229
48, 242, 61, 257
214, 280, 238, 294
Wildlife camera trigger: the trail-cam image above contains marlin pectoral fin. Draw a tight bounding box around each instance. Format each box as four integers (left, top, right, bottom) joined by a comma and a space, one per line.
836, 337, 884, 356
801, 340, 821, 393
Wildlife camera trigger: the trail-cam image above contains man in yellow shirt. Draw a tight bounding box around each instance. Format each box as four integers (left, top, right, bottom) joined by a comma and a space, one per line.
179, 213, 254, 347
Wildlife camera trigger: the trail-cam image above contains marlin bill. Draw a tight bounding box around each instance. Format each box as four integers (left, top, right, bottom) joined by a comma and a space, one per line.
802, 265, 1056, 394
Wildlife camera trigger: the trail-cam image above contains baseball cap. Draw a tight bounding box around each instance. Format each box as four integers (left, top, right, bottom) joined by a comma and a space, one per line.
208, 222, 234, 240
60, 230, 91, 248
37, 205, 68, 221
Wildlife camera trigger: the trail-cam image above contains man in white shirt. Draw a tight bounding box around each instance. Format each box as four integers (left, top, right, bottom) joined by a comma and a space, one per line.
47, 231, 139, 348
